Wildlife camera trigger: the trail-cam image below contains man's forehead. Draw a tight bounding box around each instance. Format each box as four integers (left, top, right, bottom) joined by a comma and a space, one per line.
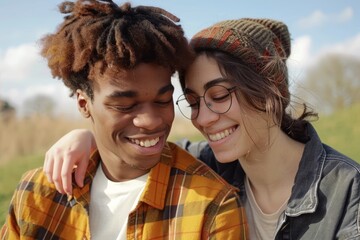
105, 83, 174, 100
100, 63, 171, 80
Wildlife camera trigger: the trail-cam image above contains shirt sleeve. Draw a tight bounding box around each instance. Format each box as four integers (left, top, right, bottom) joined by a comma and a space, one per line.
1, 183, 21, 239
205, 188, 248, 239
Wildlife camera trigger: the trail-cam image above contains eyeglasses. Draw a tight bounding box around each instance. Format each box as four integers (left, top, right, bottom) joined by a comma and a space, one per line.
176, 85, 238, 120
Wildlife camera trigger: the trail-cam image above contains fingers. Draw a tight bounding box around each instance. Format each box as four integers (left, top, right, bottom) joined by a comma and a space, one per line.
44, 150, 54, 184
43, 148, 81, 195
44, 148, 68, 194
41, 129, 94, 195
74, 155, 88, 188
62, 152, 78, 195
52, 149, 66, 194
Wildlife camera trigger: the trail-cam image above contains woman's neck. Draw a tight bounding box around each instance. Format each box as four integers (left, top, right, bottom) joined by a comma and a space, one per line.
239, 128, 305, 213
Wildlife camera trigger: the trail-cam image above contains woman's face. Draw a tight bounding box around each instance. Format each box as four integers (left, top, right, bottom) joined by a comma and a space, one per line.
184, 54, 271, 163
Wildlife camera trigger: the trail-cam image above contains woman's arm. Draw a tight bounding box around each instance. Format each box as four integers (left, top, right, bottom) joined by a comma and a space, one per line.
45, 132, 212, 194
44, 129, 96, 195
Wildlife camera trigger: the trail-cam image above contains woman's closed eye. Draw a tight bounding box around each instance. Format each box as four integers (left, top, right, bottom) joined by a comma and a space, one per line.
210, 92, 231, 102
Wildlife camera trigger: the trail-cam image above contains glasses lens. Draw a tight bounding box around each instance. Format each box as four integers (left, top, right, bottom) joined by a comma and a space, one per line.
204, 85, 233, 114
176, 94, 198, 119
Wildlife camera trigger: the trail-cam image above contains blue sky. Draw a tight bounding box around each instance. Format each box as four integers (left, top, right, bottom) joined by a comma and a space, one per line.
1, 0, 359, 116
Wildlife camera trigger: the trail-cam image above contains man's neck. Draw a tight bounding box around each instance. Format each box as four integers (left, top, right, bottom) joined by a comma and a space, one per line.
100, 160, 151, 182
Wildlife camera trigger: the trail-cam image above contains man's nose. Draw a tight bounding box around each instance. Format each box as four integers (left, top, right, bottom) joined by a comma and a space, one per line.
133, 105, 163, 130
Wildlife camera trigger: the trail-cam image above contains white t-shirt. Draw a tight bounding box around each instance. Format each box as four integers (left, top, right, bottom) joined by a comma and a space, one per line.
244, 177, 288, 240
89, 165, 148, 240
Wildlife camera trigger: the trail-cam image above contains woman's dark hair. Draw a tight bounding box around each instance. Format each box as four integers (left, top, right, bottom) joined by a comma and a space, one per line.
180, 50, 317, 142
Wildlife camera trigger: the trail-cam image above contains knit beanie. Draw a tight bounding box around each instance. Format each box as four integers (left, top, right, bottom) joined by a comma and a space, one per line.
190, 18, 291, 82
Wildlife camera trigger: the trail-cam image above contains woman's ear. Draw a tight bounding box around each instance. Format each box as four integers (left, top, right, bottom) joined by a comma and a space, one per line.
76, 89, 91, 118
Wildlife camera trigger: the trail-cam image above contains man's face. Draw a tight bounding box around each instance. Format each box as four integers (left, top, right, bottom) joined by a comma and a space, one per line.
77, 63, 174, 181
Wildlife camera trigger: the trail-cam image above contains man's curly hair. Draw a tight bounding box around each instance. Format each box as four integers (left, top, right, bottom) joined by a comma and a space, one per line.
40, 0, 193, 99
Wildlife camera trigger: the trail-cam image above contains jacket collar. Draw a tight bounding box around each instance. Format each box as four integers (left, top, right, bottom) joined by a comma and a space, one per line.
285, 123, 326, 216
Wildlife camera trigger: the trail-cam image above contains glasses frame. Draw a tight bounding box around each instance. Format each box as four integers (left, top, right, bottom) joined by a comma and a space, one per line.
176, 85, 238, 120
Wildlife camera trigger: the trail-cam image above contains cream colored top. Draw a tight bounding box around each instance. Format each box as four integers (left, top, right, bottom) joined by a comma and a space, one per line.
244, 177, 288, 240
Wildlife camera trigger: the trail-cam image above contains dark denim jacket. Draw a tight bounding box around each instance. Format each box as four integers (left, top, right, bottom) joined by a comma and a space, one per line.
177, 123, 360, 239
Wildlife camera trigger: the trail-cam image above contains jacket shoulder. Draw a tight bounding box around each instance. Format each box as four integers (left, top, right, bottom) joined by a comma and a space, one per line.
323, 144, 360, 174
169, 142, 237, 192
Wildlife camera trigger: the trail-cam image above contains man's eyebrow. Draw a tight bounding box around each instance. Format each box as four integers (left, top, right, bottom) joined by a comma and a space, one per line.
107, 90, 136, 99
106, 83, 174, 99
159, 84, 174, 95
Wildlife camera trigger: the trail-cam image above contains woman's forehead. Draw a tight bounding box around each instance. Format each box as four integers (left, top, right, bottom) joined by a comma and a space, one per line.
185, 55, 222, 85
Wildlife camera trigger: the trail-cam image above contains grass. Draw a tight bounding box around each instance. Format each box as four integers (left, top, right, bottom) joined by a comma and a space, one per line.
0, 154, 44, 225
313, 103, 360, 160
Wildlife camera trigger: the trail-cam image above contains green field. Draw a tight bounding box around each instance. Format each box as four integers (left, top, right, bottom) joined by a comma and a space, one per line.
312, 103, 360, 160
0, 154, 44, 225
0, 104, 359, 226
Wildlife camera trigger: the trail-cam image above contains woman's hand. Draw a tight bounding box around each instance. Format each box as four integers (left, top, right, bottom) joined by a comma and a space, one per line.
44, 129, 96, 195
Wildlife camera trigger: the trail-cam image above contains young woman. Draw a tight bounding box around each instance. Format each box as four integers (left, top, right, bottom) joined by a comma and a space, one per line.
44, 18, 360, 239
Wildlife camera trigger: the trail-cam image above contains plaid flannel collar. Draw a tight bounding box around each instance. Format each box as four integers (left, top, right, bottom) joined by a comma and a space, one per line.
70, 142, 174, 210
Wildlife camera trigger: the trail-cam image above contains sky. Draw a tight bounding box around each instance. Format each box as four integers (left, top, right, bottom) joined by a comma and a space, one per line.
1, 0, 360, 117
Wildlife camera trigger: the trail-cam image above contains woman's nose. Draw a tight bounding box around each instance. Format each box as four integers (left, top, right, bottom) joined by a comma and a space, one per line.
195, 98, 219, 127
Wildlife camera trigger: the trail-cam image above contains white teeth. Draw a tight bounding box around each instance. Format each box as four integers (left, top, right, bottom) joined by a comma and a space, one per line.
208, 128, 235, 141
130, 137, 160, 148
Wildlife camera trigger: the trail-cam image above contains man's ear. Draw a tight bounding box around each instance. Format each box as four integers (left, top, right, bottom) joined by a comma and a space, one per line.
76, 89, 91, 118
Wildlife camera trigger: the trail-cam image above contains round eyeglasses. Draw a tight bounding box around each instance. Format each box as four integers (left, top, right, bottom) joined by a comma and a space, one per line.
176, 85, 238, 120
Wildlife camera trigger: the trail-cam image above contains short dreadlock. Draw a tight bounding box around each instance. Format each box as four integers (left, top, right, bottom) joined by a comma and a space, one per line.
40, 0, 193, 99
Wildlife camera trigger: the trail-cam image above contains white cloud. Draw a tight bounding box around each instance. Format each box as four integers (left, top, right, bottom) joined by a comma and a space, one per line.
336, 7, 353, 22
0, 43, 49, 83
317, 33, 360, 59
287, 35, 312, 83
298, 10, 327, 29
0, 42, 79, 117
289, 36, 312, 67
298, 7, 353, 29
288, 33, 360, 88
289, 33, 360, 71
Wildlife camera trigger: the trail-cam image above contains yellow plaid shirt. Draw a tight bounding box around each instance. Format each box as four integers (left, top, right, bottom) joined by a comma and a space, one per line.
1, 142, 248, 239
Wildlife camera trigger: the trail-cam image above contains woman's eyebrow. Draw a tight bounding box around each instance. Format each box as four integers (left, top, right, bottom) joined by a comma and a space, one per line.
184, 78, 230, 94
203, 78, 229, 89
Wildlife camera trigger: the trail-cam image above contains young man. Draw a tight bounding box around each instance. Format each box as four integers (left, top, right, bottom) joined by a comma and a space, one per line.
0, 1, 247, 239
